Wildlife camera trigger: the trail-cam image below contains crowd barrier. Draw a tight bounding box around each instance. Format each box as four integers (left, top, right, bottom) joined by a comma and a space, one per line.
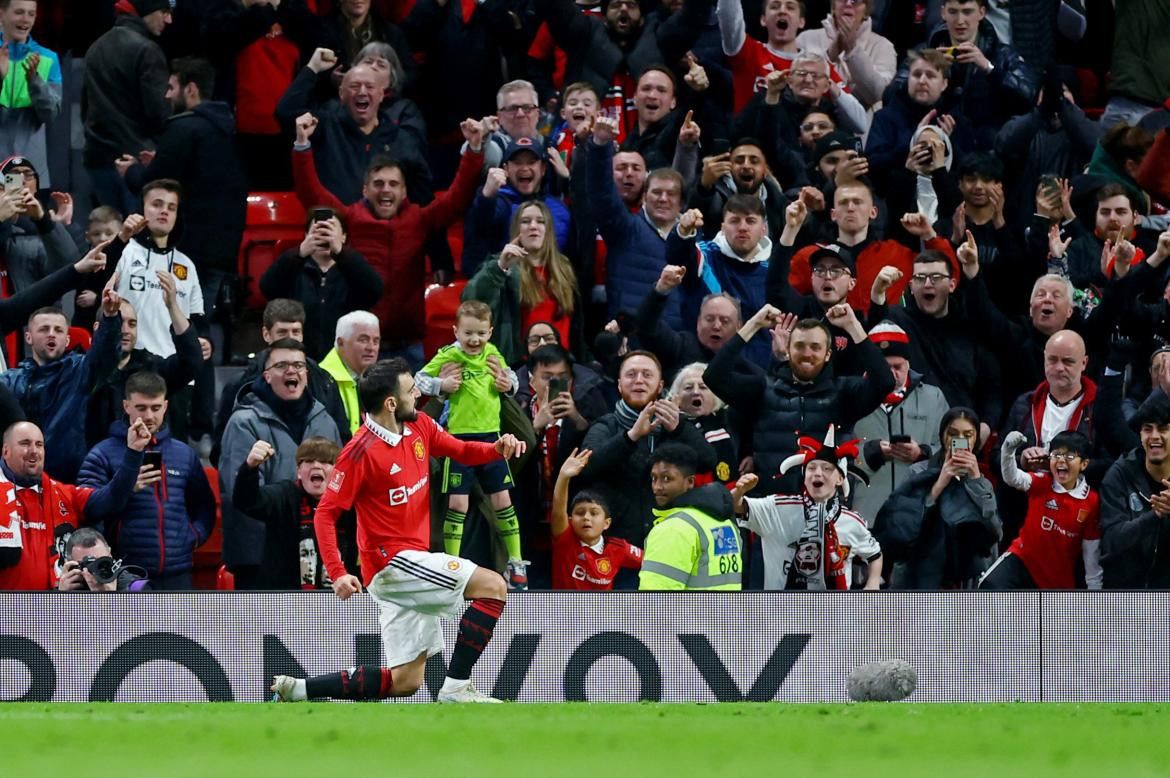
2, 592, 1166, 703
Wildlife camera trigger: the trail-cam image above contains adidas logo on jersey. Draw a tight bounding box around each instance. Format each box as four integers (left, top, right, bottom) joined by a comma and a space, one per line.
389, 463, 402, 475
1045, 499, 1058, 510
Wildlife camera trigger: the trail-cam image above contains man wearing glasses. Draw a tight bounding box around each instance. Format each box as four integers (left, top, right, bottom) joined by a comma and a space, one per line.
796, 0, 896, 110
865, 250, 1003, 444
219, 338, 342, 590
469, 80, 543, 172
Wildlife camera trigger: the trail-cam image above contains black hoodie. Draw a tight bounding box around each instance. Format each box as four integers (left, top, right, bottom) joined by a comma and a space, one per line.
124, 101, 249, 275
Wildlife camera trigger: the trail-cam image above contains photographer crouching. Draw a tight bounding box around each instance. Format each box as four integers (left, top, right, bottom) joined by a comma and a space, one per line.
57, 528, 150, 592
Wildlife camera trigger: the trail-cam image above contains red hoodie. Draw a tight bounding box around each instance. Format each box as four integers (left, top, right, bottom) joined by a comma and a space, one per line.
292, 147, 483, 346
789, 236, 959, 316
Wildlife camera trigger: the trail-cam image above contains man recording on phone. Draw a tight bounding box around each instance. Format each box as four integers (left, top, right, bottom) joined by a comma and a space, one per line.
77, 371, 216, 591
57, 527, 150, 592
259, 208, 383, 363
885, 0, 1037, 150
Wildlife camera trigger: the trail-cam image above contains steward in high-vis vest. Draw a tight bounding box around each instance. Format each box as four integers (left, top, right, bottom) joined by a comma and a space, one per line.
639, 442, 742, 591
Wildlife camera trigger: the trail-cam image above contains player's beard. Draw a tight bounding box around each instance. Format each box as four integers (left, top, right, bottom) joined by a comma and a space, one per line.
395, 405, 418, 423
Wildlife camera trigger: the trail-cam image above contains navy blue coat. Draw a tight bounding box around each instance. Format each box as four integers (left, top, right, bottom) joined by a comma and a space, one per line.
0, 308, 122, 482
585, 140, 682, 329
78, 422, 216, 577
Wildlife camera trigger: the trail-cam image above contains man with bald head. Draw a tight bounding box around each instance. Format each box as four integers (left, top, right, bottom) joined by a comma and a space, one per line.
0, 419, 151, 590
277, 48, 432, 206
959, 233, 1116, 412
995, 329, 1120, 541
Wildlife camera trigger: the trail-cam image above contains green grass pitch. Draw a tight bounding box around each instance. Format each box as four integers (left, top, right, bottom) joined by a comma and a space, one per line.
5, 703, 1170, 777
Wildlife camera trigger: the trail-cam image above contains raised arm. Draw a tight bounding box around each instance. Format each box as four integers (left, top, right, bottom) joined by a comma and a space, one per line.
703, 305, 774, 410
552, 448, 592, 537
715, 0, 747, 56
997, 431, 1035, 492
290, 114, 345, 211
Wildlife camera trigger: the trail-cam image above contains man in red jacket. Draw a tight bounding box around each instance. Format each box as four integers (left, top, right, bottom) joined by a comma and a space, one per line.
291, 113, 487, 369
0, 418, 151, 590
786, 180, 958, 315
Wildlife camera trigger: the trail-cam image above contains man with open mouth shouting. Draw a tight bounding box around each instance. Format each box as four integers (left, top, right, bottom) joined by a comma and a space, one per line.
219, 338, 343, 590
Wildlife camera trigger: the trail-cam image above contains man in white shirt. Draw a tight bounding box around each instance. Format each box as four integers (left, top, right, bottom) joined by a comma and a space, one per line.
106, 179, 208, 359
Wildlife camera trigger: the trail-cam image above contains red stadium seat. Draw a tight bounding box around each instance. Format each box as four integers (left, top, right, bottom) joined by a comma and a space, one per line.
192, 466, 224, 590
238, 192, 307, 309
216, 565, 235, 591
68, 326, 92, 352
424, 280, 467, 362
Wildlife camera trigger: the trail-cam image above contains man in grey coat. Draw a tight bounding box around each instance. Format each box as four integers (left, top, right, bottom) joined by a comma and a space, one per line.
219, 338, 341, 590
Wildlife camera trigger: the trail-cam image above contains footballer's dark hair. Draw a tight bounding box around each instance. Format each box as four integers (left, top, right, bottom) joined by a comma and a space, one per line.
649, 442, 699, 478
359, 358, 413, 413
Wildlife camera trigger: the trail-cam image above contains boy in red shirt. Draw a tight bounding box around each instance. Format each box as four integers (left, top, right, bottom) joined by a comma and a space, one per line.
551, 448, 642, 589
981, 429, 1102, 589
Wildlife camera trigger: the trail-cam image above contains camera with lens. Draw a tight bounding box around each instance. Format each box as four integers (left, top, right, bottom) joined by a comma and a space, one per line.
79, 555, 121, 585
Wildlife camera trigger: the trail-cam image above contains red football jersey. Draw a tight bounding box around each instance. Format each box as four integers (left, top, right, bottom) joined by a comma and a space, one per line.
551, 528, 642, 590
315, 415, 501, 585
1009, 473, 1101, 589
728, 41, 845, 114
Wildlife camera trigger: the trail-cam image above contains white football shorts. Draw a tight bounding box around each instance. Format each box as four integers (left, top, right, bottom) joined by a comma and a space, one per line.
367, 550, 477, 668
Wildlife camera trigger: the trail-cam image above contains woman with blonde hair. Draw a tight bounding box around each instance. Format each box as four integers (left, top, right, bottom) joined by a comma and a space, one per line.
464, 200, 584, 365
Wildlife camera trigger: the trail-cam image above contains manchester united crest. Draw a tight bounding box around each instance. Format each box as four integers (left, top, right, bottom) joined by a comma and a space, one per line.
412, 439, 426, 461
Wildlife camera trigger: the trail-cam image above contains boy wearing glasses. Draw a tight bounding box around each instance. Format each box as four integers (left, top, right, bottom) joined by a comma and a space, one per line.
981, 429, 1101, 589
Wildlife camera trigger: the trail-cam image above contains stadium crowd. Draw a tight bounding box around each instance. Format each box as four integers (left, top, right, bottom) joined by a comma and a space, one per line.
0, 0, 1168, 594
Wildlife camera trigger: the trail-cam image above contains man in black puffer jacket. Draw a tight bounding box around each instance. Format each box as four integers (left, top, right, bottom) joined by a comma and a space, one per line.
578, 350, 717, 549
704, 302, 895, 496
120, 57, 248, 312
884, 6, 1037, 151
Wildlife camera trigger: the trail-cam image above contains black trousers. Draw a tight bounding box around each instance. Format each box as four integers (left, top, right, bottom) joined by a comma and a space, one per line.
978, 552, 1037, 590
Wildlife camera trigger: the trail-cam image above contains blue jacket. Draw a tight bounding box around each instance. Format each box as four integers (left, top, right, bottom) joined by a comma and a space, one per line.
666, 227, 774, 368
585, 140, 682, 329
78, 421, 216, 577
461, 186, 573, 278
0, 309, 121, 482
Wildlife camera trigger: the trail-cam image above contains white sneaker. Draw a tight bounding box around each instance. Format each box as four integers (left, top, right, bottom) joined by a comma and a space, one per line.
437, 679, 502, 703
270, 675, 306, 702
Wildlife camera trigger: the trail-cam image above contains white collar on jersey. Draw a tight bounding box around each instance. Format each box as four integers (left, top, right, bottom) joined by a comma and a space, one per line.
364, 417, 413, 447
581, 536, 605, 554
